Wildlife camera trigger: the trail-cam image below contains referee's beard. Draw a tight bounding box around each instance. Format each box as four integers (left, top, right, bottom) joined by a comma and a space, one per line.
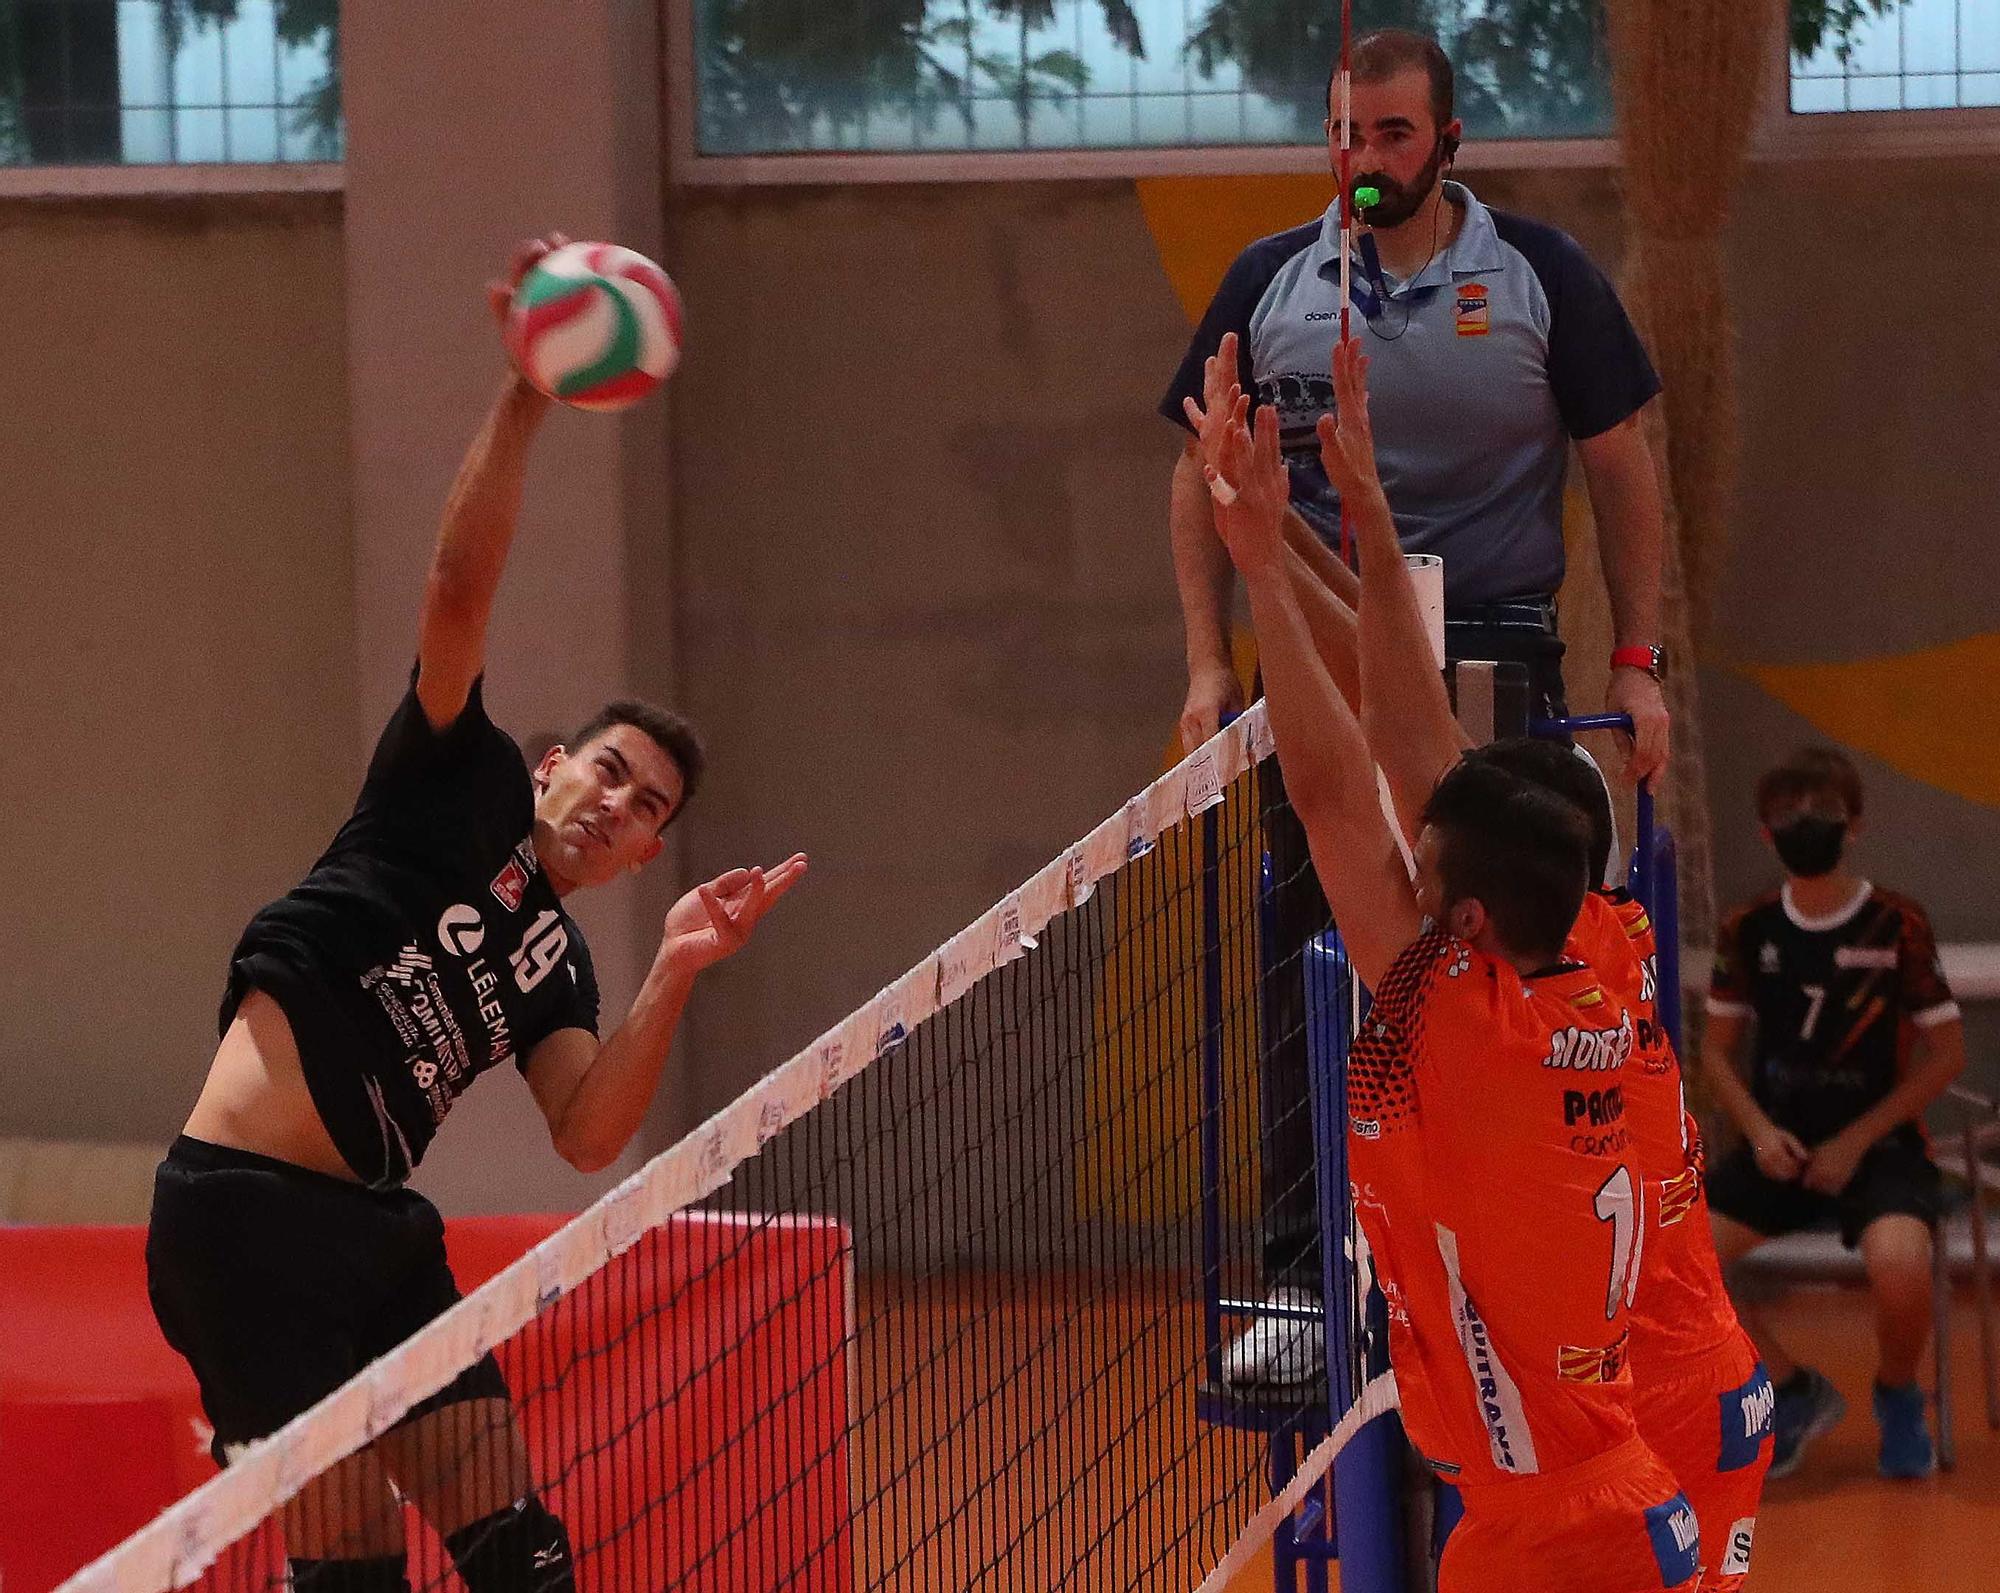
1352, 136, 1450, 232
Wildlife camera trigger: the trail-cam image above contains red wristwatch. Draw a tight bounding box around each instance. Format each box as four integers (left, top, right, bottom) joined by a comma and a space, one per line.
1611, 644, 1666, 680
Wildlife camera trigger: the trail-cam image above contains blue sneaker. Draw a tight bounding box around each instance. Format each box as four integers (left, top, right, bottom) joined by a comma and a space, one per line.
1873, 1381, 1937, 1479
1769, 1367, 1846, 1479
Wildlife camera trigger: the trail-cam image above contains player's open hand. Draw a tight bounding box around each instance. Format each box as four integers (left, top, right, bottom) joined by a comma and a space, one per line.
1315, 339, 1387, 510
1207, 402, 1289, 575
1182, 331, 1245, 476
660, 854, 809, 976
488, 233, 572, 332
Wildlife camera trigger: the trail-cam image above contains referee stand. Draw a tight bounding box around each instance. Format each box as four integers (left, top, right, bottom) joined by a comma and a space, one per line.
1195, 795, 1350, 1593
1193, 838, 1406, 1593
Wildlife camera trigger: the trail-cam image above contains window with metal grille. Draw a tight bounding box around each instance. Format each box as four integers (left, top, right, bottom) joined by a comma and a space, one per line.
690, 1, 1617, 158
1792, 0, 2000, 113
1, 0, 339, 168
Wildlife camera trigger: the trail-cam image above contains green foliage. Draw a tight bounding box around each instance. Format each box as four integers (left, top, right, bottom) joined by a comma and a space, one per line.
1182, 0, 1344, 111
1790, 0, 1906, 65
1451, 0, 1612, 137
0, 1, 341, 166
0, 2, 24, 164
699, 0, 1149, 148
1187, 1, 1610, 140
160, 0, 342, 154
1184, 0, 1917, 143
698, 1, 948, 147
0, 0, 1935, 170
685, 0, 1924, 154
982, 0, 1145, 57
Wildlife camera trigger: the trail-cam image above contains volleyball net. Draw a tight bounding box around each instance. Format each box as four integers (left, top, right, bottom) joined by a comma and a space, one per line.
61, 704, 1405, 1593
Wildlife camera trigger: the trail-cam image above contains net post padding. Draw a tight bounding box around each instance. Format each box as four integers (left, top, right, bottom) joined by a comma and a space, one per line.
1192, 1371, 1399, 1593
1444, 658, 1530, 745
59, 706, 1278, 1593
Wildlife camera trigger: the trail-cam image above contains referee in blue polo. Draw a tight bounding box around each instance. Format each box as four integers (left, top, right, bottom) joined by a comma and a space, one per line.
1162, 28, 1671, 1389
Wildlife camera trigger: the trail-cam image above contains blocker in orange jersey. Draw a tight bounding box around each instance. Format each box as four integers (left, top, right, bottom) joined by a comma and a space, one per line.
1571, 892, 1748, 1371
1569, 891, 1773, 1589
1348, 930, 1701, 1593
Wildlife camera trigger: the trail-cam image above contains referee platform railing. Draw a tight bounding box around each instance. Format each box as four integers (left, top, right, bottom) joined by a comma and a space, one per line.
1192, 692, 1677, 1593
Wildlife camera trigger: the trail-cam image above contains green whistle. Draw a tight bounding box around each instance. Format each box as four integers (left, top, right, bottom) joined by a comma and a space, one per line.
1353, 184, 1382, 212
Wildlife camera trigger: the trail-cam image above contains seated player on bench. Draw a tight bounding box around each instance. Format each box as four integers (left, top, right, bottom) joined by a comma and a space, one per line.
1703, 746, 1964, 1480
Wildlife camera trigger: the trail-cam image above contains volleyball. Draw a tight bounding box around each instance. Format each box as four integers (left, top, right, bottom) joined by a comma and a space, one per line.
505, 241, 682, 412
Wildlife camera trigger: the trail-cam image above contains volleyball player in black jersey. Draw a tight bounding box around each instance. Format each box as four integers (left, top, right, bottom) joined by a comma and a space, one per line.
1702, 747, 1962, 1481
145, 238, 806, 1592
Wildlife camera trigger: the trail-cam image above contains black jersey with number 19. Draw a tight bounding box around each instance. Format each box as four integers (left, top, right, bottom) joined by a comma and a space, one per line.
221, 678, 600, 1189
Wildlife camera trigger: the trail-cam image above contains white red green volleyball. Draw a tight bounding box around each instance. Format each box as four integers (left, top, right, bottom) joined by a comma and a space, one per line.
506, 242, 682, 412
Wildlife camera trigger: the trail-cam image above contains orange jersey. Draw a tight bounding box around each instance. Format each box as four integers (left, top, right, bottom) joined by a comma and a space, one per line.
1570, 892, 1743, 1376
1633, 1339, 1772, 1593
1348, 931, 1645, 1488
1445, 1436, 1700, 1593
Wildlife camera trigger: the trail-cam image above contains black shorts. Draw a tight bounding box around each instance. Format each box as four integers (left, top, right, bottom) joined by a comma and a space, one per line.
146, 1135, 508, 1461
1705, 1124, 1945, 1249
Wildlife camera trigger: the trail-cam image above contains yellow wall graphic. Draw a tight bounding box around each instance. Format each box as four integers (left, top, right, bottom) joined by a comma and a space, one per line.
1739, 634, 2000, 811
1137, 175, 1332, 324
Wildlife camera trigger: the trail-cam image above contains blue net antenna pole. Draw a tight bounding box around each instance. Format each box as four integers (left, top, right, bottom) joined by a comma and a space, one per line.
1260, 850, 1312, 1589
1197, 790, 1318, 1589
1309, 930, 1406, 1593
1200, 801, 1227, 1394
1653, 824, 1684, 1056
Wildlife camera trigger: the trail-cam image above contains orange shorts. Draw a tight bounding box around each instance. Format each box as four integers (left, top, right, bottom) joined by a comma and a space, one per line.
1442, 1436, 1701, 1593
1635, 1337, 1773, 1592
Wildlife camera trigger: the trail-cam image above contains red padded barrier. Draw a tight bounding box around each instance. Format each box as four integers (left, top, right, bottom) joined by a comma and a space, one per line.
0, 1211, 851, 1592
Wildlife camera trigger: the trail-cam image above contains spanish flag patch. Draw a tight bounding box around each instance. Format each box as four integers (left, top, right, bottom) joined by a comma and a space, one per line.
1658, 1166, 1701, 1227
1558, 1334, 1630, 1385
1455, 282, 1491, 337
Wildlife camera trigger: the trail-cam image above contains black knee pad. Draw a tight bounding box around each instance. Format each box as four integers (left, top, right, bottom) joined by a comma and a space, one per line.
443, 1494, 576, 1592
286, 1555, 411, 1592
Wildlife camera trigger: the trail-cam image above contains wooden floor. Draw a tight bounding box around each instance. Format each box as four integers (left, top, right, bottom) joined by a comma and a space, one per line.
30, 1266, 1989, 1591
1219, 1287, 2000, 1593
1722, 1289, 2000, 1593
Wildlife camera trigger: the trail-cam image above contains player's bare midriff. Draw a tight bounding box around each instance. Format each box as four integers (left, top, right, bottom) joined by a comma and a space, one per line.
182, 989, 361, 1182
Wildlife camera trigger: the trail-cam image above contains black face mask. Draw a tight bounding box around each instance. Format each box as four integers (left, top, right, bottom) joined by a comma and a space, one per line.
1772, 816, 1847, 878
